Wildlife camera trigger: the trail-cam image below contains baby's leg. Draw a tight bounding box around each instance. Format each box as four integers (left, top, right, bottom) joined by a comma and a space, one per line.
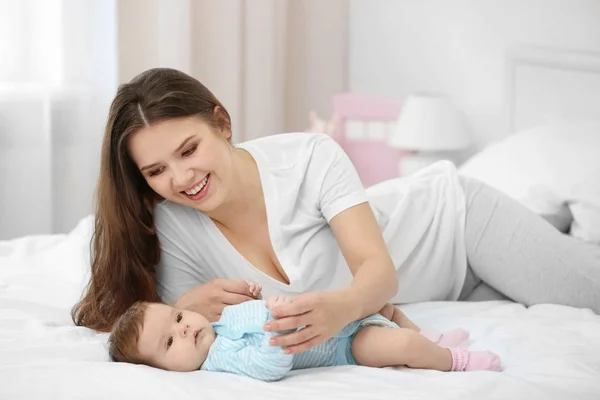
387, 306, 420, 331
352, 326, 452, 370
384, 305, 470, 348
351, 326, 500, 372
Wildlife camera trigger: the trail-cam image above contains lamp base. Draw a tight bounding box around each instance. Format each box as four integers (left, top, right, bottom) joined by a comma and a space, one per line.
399, 153, 454, 176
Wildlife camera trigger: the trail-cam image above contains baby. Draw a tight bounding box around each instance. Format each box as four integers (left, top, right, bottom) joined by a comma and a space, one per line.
108, 282, 501, 381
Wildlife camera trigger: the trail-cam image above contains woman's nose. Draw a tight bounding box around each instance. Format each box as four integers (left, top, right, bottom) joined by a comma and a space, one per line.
171, 165, 193, 188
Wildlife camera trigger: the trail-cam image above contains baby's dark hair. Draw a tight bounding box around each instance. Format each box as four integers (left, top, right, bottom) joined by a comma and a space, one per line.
108, 301, 149, 364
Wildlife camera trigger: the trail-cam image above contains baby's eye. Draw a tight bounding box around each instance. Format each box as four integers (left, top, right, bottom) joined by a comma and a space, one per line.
176, 312, 182, 323
167, 337, 173, 348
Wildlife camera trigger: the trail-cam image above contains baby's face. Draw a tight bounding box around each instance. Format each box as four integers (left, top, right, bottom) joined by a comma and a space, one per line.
137, 303, 215, 372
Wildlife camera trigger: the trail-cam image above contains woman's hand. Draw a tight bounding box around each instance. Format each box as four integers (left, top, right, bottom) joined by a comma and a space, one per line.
263, 291, 357, 354
175, 279, 261, 321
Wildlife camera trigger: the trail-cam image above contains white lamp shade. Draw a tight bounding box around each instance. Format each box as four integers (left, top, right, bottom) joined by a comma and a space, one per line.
389, 94, 472, 151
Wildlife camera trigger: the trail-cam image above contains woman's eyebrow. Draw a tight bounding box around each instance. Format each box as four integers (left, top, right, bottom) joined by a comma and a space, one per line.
140, 136, 195, 172
173, 136, 195, 154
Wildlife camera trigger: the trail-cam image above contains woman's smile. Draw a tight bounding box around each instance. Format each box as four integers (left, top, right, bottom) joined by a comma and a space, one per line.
181, 174, 211, 201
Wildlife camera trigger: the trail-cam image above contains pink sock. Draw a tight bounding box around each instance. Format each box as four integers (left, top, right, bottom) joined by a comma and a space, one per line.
420, 328, 470, 348
449, 348, 501, 372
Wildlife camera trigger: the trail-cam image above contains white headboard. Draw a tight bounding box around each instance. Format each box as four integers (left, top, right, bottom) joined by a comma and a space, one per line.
506, 46, 600, 133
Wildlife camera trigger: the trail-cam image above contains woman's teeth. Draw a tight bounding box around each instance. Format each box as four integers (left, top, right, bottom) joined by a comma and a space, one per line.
184, 175, 209, 195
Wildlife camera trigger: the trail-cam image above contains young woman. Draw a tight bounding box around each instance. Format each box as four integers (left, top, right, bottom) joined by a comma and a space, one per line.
73, 68, 600, 355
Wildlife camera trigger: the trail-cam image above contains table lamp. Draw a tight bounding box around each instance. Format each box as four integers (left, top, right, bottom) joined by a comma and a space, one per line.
389, 93, 472, 176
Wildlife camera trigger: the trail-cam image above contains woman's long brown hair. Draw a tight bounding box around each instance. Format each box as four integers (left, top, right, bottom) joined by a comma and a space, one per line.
72, 68, 231, 332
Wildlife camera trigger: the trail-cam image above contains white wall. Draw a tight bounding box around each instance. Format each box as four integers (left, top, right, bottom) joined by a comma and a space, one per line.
349, 0, 600, 150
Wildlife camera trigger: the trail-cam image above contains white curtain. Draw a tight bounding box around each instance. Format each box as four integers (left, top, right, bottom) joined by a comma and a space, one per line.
0, 0, 117, 240
119, 0, 349, 142
0, 0, 346, 240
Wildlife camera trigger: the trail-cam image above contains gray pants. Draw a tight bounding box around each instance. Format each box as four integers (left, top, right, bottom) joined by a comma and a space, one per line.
457, 175, 600, 314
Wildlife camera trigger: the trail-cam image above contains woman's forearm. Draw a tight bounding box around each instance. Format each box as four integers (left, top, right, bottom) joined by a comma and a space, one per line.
174, 287, 205, 312
339, 255, 398, 321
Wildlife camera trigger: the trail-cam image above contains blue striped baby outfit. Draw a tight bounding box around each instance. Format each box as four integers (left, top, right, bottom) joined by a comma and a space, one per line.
200, 300, 397, 381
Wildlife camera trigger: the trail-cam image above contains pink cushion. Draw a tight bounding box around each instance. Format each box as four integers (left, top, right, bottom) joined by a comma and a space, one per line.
341, 141, 403, 187
331, 93, 404, 187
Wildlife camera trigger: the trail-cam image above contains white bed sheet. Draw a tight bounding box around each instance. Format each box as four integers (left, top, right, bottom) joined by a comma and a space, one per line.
1, 217, 600, 400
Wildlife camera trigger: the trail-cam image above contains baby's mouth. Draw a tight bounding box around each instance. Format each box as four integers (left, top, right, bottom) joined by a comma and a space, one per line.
194, 330, 200, 344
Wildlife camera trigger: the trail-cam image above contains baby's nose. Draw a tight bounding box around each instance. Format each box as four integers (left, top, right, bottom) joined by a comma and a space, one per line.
180, 324, 190, 337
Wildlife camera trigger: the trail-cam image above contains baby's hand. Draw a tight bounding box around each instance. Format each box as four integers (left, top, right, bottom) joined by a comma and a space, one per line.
245, 280, 263, 299
266, 295, 293, 310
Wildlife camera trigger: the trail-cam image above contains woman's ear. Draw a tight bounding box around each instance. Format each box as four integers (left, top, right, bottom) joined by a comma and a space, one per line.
213, 106, 232, 140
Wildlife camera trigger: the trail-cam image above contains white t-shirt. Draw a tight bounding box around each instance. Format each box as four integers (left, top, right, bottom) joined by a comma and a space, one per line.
155, 132, 467, 305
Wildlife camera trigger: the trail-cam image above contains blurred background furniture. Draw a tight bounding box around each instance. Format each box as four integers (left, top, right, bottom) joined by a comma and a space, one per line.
389, 93, 472, 176
309, 93, 404, 187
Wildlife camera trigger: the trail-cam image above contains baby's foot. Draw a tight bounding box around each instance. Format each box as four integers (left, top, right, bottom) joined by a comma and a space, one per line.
449, 348, 501, 372
245, 280, 263, 299
420, 328, 470, 348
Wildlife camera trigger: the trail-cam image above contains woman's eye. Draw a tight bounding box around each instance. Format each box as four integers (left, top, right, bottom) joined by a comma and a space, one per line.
149, 166, 164, 177
167, 337, 173, 348
176, 313, 182, 323
182, 145, 197, 157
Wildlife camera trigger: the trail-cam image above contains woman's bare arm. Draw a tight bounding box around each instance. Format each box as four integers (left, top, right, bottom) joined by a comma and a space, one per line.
328, 202, 399, 320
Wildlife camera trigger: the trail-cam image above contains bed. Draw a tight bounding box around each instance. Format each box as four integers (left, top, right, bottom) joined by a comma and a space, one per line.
2, 47, 600, 400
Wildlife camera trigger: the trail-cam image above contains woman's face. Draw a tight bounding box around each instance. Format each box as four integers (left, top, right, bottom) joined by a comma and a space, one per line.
128, 115, 234, 213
